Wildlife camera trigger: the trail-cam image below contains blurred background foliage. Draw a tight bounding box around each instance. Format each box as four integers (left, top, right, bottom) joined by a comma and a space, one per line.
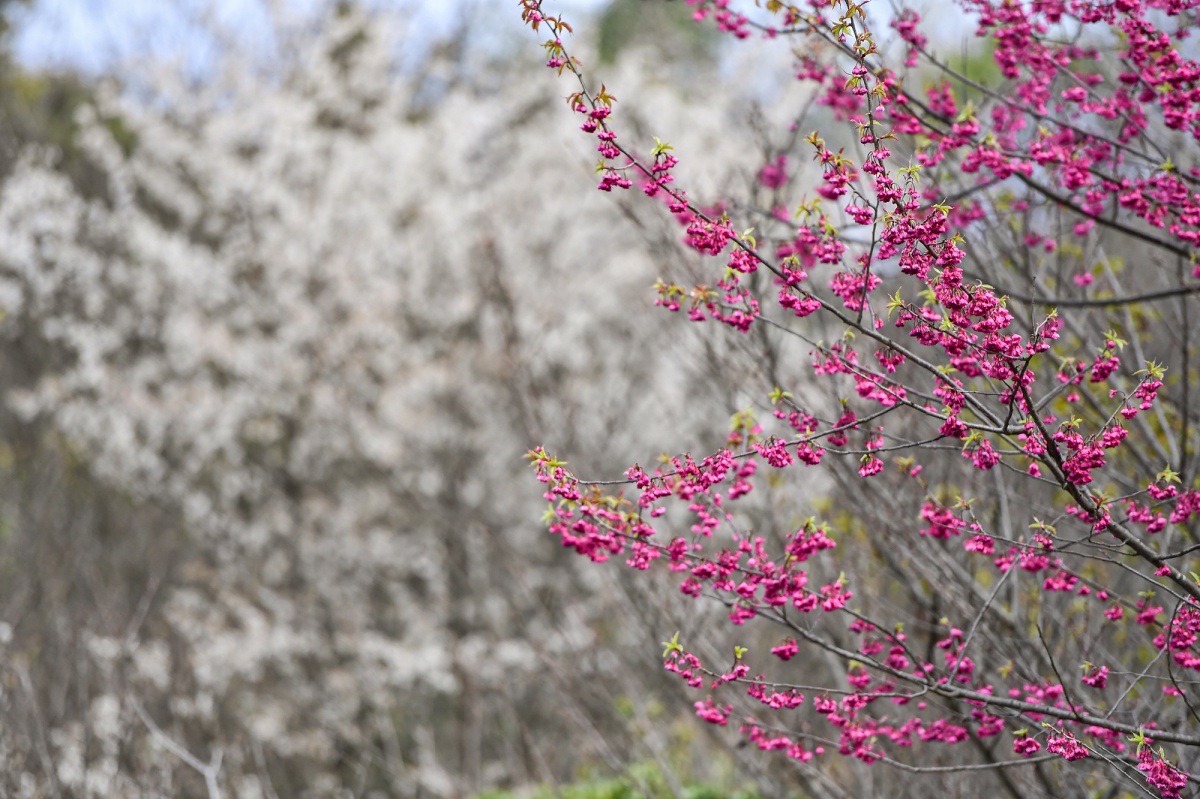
0, 1, 1072, 797
0, 2, 811, 798
594, 0, 718, 64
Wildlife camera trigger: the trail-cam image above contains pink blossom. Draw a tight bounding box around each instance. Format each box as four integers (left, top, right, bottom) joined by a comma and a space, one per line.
1047, 733, 1089, 761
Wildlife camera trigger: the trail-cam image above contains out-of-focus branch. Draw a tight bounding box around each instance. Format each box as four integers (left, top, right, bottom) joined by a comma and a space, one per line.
132, 699, 223, 799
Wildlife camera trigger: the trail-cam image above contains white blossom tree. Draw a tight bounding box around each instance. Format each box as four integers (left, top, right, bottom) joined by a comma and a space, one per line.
0, 3, 808, 796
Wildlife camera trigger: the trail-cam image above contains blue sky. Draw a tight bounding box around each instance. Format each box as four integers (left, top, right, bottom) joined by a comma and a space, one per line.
9, 0, 609, 73
9, 0, 976, 82
13, 0, 272, 72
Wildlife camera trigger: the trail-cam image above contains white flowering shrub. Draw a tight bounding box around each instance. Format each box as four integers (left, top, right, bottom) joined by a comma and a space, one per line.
0, 4, 806, 796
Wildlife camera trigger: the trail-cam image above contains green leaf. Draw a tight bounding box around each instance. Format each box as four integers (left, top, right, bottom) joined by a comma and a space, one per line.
1029, 518, 1056, 536
1139, 360, 1167, 380
768, 386, 793, 405
1158, 465, 1182, 484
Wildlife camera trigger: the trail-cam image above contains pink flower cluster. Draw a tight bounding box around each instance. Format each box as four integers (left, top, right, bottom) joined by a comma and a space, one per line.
524, 0, 1199, 788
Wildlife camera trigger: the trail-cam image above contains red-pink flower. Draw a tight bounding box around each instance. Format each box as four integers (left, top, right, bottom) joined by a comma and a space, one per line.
1047, 733, 1089, 761
771, 639, 800, 661
1013, 736, 1042, 756
1082, 665, 1109, 689
1137, 749, 1189, 798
